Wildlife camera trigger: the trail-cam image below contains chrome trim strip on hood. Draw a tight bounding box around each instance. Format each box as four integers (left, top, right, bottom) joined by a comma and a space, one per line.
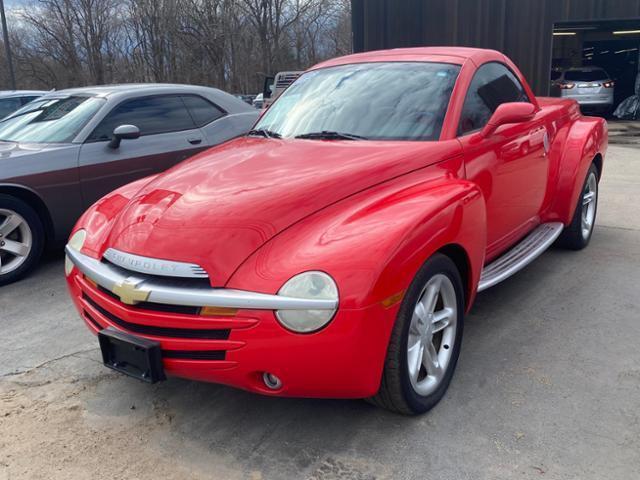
65, 246, 338, 311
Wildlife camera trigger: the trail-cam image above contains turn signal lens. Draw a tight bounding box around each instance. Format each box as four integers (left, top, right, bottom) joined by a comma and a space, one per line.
65, 229, 87, 276
200, 306, 238, 316
275, 271, 338, 333
560, 83, 575, 89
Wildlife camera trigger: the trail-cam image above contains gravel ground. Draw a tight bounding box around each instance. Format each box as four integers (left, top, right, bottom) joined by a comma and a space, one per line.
1, 145, 639, 480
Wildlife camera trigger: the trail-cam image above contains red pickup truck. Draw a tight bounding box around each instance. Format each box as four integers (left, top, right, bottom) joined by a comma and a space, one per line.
65, 47, 607, 414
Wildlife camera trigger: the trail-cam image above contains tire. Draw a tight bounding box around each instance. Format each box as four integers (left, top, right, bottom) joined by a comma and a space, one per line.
556, 163, 599, 250
0, 194, 45, 286
368, 253, 465, 415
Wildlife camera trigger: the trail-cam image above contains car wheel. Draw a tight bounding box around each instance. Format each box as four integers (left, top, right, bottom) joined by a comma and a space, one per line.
369, 253, 464, 415
557, 163, 599, 250
0, 195, 45, 286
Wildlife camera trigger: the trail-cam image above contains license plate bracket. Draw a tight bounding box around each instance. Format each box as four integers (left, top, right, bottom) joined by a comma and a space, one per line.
98, 327, 166, 383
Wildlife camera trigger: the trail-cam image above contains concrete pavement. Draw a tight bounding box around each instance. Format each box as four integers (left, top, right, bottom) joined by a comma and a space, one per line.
0, 145, 639, 480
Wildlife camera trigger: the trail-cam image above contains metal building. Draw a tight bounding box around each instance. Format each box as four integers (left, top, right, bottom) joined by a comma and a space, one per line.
351, 0, 640, 101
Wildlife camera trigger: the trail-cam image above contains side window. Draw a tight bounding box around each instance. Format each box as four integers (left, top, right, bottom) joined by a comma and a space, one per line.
458, 63, 530, 136
20, 96, 40, 105
0, 98, 22, 118
181, 95, 225, 127
88, 95, 196, 142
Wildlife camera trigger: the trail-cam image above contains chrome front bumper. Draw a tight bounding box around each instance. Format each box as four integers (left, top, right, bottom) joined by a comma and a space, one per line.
65, 245, 338, 311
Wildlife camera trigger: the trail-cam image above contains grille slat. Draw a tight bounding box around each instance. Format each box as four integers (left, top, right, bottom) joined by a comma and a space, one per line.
83, 294, 230, 340
163, 350, 225, 360
97, 285, 200, 315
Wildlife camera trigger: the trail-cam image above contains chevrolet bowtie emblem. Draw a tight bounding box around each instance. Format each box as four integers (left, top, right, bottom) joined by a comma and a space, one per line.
112, 277, 150, 305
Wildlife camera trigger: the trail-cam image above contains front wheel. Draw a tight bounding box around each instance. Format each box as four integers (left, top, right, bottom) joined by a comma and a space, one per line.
369, 253, 464, 415
557, 163, 599, 250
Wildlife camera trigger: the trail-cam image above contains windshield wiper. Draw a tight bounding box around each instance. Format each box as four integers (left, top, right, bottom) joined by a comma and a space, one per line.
295, 131, 368, 140
247, 128, 282, 139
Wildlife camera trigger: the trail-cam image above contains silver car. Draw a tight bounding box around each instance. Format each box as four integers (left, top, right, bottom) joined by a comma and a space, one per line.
0, 90, 48, 119
0, 84, 258, 285
555, 67, 615, 113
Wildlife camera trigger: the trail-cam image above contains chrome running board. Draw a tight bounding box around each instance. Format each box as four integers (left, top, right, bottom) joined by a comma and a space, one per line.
478, 222, 564, 292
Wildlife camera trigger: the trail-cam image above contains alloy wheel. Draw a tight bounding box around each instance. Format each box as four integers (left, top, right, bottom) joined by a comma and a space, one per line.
407, 273, 458, 397
0, 209, 33, 275
581, 172, 598, 240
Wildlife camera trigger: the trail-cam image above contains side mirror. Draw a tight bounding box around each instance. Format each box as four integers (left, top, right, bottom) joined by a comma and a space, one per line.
480, 102, 536, 137
109, 124, 140, 149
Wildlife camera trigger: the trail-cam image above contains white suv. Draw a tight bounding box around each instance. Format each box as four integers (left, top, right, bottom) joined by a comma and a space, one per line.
554, 67, 614, 113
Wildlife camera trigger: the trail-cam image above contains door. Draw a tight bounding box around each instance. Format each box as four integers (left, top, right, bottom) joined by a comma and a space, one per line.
78, 95, 207, 207
458, 62, 548, 260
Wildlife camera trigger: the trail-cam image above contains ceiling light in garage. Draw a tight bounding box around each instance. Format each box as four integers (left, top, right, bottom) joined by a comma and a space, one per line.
614, 48, 639, 54
553, 32, 576, 36
613, 30, 640, 35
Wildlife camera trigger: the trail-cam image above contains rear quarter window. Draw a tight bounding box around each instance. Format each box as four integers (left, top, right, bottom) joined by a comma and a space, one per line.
181, 95, 225, 127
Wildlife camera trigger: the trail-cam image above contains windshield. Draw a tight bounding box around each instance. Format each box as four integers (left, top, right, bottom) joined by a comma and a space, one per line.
0, 96, 105, 143
564, 69, 609, 82
255, 62, 461, 141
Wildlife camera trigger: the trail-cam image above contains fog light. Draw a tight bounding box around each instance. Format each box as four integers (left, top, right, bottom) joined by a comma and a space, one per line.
263, 372, 282, 390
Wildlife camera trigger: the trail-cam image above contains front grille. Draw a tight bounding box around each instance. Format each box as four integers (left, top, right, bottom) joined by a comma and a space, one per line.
83, 309, 102, 330
97, 285, 200, 315
83, 294, 230, 340
82, 307, 227, 362
163, 350, 225, 360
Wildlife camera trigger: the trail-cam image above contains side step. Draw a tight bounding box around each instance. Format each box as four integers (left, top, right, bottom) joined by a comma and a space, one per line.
478, 222, 564, 292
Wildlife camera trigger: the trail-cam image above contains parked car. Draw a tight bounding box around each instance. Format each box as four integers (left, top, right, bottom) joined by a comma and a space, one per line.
553, 67, 614, 113
65, 48, 607, 414
234, 94, 256, 106
0, 84, 258, 285
0, 90, 47, 119
252, 92, 264, 109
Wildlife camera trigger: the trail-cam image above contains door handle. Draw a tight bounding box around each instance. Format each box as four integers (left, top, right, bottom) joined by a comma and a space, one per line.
188, 137, 202, 145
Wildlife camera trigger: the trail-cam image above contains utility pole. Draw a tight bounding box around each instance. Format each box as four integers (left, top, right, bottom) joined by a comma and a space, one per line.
0, 0, 16, 90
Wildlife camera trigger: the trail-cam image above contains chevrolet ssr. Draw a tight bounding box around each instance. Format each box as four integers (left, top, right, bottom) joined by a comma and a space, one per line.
65, 47, 607, 414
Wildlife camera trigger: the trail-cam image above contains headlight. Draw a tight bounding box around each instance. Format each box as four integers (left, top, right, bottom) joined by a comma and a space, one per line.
275, 271, 339, 333
65, 229, 87, 276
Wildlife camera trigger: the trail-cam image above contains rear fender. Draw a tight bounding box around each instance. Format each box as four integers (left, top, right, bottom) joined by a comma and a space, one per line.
546, 116, 607, 224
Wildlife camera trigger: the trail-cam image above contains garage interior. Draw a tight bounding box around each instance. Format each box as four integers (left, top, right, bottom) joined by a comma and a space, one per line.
552, 19, 640, 115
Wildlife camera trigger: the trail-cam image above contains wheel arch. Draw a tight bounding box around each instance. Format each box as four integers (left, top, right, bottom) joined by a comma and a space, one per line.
546, 117, 607, 225
592, 152, 603, 180
437, 243, 472, 310
0, 184, 54, 244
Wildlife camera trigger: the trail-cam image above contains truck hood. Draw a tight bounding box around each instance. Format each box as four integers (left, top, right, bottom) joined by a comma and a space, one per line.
105, 137, 460, 286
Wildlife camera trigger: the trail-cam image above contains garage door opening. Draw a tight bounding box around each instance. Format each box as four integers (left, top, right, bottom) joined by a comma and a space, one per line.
551, 19, 640, 123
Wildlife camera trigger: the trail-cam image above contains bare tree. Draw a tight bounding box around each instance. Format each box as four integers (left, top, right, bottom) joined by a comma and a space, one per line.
6, 0, 352, 92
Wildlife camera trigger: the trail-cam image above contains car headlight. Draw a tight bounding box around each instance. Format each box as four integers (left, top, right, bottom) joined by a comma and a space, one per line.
65, 229, 87, 276
275, 271, 339, 333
